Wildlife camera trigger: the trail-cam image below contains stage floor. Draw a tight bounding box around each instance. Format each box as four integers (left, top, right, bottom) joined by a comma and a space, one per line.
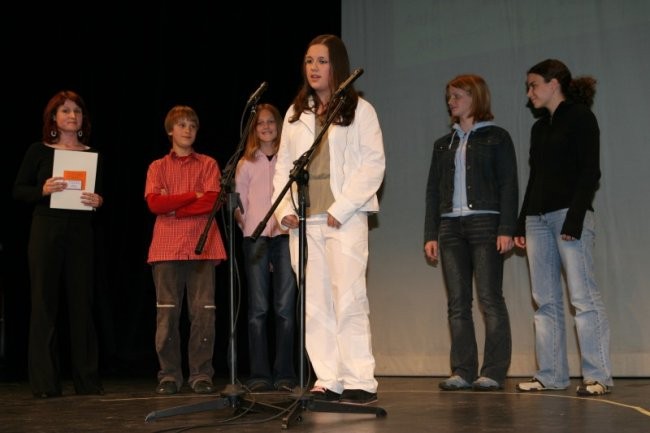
1, 376, 648, 432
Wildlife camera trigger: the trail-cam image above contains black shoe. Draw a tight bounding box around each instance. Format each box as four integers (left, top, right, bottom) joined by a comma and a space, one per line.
77, 388, 105, 396
246, 378, 274, 392
274, 379, 296, 392
155, 381, 178, 395
34, 391, 62, 399
310, 386, 341, 401
340, 389, 378, 405
193, 380, 216, 394
76, 383, 105, 396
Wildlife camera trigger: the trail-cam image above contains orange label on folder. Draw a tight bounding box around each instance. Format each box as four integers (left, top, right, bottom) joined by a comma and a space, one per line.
63, 170, 87, 190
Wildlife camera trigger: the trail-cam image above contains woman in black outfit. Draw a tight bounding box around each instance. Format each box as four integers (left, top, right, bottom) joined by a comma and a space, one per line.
13, 90, 104, 398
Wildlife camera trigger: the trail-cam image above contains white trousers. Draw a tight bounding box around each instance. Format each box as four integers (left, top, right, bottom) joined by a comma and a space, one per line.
289, 212, 378, 394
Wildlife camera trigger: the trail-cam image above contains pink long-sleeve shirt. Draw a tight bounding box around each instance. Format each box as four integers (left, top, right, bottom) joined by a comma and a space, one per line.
235, 150, 287, 238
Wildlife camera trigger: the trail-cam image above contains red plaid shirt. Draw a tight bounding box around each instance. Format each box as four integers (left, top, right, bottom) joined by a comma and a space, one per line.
145, 151, 226, 263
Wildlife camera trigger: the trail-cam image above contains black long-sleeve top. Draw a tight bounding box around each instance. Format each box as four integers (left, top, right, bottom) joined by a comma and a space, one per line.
13, 142, 103, 218
516, 101, 601, 239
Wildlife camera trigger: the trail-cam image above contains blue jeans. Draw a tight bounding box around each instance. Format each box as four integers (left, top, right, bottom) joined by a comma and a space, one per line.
243, 235, 297, 384
439, 214, 511, 384
525, 209, 612, 388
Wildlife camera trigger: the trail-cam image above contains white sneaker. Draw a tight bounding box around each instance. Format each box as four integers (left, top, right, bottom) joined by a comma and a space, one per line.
516, 378, 547, 392
576, 380, 610, 396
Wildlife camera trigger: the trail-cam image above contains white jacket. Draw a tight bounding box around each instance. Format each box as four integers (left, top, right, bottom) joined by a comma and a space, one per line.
272, 97, 385, 226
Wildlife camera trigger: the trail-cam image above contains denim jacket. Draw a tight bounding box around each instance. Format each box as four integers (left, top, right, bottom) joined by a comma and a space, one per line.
424, 124, 518, 242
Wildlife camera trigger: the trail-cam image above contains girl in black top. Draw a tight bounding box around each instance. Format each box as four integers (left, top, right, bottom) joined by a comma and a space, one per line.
514, 59, 612, 396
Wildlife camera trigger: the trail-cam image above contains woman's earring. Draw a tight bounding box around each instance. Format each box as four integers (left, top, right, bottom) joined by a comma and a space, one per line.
77, 130, 83, 138
50, 129, 57, 138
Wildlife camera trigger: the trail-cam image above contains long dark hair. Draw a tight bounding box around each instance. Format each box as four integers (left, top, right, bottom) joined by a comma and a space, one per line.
528, 59, 597, 108
42, 90, 91, 144
290, 34, 358, 126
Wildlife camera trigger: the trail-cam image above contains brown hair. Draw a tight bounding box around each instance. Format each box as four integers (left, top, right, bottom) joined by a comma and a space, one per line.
289, 34, 358, 126
164, 105, 200, 142
527, 58, 596, 108
243, 104, 283, 161
42, 90, 91, 144
446, 74, 494, 124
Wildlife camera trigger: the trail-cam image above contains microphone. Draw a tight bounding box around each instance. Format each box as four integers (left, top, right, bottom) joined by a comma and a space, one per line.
247, 81, 268, 106
332, 68, 364, 100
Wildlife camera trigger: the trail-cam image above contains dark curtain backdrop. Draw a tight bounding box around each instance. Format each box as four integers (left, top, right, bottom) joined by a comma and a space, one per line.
1, 2, 341, 380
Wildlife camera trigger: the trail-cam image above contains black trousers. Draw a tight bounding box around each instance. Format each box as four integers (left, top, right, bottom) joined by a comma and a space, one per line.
27, 213, 101, 396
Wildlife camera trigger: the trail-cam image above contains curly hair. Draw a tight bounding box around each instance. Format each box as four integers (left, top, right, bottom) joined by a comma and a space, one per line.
528, 59, 597, 108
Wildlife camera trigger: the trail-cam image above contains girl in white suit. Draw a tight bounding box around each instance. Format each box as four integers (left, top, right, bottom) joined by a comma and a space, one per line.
272, 34, 385, 405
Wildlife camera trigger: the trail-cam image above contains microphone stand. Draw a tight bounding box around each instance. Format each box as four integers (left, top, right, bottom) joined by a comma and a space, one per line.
145, 94, 284, 423
250, 93, 387, 429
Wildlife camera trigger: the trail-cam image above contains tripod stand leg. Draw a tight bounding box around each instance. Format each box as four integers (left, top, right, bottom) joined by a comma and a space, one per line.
280, 394, 387, 429
145, 387, 300, 423
281, 396, 309, 429
145, 396, 231, 422
308, 400, 387, 416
